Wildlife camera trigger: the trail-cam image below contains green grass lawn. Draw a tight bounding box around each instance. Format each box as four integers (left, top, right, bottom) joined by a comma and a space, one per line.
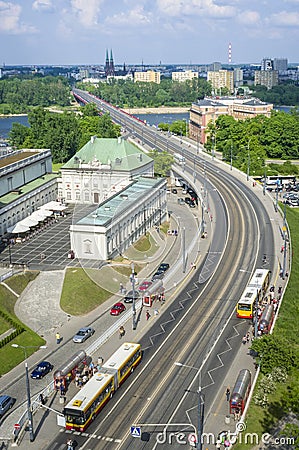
0, 271, 45, 375
60, 268, 112, 315
234, 205, 299, 449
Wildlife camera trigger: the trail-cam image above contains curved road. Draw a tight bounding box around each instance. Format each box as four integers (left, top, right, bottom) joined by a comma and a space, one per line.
43, 91, 275, 449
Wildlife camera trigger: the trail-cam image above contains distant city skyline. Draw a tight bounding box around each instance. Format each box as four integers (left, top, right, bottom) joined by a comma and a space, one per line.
0, 0, 298, 66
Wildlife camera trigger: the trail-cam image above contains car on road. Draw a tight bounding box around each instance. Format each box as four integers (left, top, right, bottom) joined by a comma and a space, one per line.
30, 361, 54, 379
157, 263, 170, 273
151, 271, 164, 282
72, 327, 95, 343
0, 395, 15, 417
138, 281, 152, 291
110, 302, 126, 315
124, 290, 140, 303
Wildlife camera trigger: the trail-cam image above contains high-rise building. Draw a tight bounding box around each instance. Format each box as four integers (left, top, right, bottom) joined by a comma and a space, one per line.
172, 71, 198, 82
261, 58, 273, 71
134, 70, 161, 84
233, 68, 243, 88
273, 58, 288, 72
207, 70, 234, 94
254, 70, 278, 89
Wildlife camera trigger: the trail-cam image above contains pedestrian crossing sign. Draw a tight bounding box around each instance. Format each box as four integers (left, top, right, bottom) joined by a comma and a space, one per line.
130, 426, 141, 438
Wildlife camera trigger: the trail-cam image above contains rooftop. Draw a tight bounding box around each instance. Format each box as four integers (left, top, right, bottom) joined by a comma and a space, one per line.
62, 137, 152, 172
0, 173, 58, 209
0, 150, 41, 169
76, 177, 165, 227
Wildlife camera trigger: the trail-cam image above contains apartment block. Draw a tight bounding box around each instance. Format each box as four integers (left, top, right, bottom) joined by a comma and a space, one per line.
134, 70, 161, 84
207, 70, 234, 94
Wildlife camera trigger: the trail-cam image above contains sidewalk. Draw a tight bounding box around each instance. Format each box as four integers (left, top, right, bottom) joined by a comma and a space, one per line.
0, 192, 212, 448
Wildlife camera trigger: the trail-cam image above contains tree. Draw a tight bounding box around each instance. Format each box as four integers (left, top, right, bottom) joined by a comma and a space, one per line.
149, 149, 174, 176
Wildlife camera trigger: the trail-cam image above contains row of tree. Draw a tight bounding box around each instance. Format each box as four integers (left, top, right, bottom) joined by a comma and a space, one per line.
0, 76, 71, 114
78, 78, 211, 108
252, 84, 299, 106
9, 104, 120, 163
204, 110, 299, 174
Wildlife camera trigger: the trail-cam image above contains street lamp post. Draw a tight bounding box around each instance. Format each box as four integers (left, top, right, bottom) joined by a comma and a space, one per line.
131, 262, 137, 330
11, 344, 47, 442
230, 143, 233, 171
175, 362, 204, 450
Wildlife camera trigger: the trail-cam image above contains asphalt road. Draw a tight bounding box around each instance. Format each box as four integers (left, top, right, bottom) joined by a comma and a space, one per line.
41, 137, 275, 449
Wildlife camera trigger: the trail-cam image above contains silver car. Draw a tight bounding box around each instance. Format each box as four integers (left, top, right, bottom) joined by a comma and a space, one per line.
72, 327, 95, 343
0, 395, 15, 417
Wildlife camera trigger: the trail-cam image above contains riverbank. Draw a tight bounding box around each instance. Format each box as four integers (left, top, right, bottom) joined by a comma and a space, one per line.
122, 106, 190, 114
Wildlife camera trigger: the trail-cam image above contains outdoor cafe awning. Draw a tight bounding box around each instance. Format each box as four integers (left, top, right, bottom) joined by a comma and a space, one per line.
39, 201, 66, 212
7, 222, 30, 234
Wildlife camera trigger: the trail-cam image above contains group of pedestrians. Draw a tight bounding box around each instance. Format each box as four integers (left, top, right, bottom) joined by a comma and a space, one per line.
74, 362, 98, 389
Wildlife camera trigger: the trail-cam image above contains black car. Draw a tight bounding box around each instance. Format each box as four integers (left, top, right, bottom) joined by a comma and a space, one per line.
157, 263, 170, 272
171, 188, 177, 194
124, 290, 140, 303
31, 361, 53, 379
189, 201, 196, 208
185, 197, 192, 204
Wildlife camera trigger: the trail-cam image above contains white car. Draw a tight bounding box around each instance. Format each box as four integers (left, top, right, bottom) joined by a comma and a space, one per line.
73, 327, 95, 343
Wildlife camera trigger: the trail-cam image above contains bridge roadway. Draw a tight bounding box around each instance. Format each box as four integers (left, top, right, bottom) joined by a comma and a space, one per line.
32, 90, 278, 450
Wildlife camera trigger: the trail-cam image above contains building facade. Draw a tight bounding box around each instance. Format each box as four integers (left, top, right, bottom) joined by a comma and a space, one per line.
70, 177, 167, 260
59, 137, 154, 204
254, 70, 278, 89
172, 71, 198, 83
207, 70, 234, 94
134, 70, 161, 84
0, 149, 58, 237
189, 97, 273, 144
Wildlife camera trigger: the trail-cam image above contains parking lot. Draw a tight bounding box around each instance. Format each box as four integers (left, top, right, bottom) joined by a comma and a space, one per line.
0, 204, 102, 270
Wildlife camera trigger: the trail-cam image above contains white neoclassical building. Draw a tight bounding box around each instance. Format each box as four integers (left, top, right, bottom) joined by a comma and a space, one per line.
59, 137, 154, 204
70, 177, 167, 260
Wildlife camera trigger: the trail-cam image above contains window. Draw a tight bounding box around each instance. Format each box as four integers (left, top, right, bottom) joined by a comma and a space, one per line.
75, 191, 81, 201
66, 191, 72, 200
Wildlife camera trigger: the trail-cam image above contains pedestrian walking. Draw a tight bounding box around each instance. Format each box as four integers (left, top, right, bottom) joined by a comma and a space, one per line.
242, 335, 247, 345
119, 282, 124, 293
119, 326, 125, 339
246, 332, 250, 343
55, 332, 60, 344
281, 245, 284, 253
146, 310, 151, 321
59, 384, 65, 396
67, 439, 74, 450
225, 387, 230, 401
39, 393, 45, 405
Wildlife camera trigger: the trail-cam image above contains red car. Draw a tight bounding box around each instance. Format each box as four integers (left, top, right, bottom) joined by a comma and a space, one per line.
138, 281, 152, 291
110, 302, 126, 316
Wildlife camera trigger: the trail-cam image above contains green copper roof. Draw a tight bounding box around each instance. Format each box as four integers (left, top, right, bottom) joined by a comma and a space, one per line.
62, 137, 153, 171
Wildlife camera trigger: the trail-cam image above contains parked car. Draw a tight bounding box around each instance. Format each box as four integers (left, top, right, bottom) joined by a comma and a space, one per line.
31, 361, 54, 379
0, 395, 15, 417
172, 188, 177, 194
185, 197, 192, 204
124, 290, 140, 303
72, 327, 95, 343
110, 302, 126, 315
189, 201, 196, 208
177, 198, 185, 205
138, 281, 152, 291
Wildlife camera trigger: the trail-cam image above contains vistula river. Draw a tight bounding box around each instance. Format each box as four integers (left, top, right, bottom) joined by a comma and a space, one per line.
0, 106, 293, 139
0, 112, 189, 140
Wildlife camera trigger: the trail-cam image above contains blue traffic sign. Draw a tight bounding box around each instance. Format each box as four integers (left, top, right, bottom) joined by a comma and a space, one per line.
130, 426, 142, 438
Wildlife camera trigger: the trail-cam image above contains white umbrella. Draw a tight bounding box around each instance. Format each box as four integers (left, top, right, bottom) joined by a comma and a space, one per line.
30, 211, 49, 222
7, 222, 30, 234
40, 201, 66, 212
20, 216, 39, 227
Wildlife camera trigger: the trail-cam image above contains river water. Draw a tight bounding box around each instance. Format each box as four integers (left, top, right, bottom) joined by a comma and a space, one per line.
0, 106, 293, 139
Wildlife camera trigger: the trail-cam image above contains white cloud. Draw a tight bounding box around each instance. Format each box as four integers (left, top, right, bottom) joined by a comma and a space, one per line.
70, 0, 104, 28
0, 1, 37, 34
32, 0, 54, 12
105, 5, 152, 27
269, 10, 299, 27
156, 0, 235, 19
237, 10, 261, 25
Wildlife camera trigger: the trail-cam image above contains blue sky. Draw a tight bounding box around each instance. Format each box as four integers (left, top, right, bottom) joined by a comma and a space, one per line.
0, 0, 298, 66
